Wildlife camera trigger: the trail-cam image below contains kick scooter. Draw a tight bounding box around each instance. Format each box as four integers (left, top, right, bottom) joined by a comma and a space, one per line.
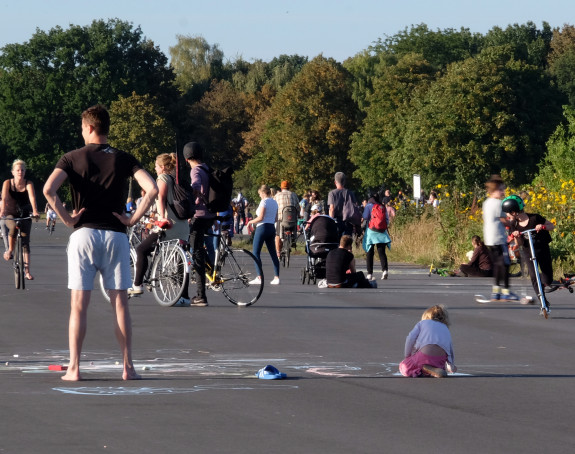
522, 228, 551, 319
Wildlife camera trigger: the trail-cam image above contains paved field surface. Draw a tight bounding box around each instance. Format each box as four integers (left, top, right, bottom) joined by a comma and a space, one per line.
1, 225, 574, 453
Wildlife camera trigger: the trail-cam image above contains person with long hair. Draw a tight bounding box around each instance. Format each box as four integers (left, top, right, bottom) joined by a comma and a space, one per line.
0, 159, 39, 280
247, 184, 280, 285
399, 305, 457, 378
129, 153, 190, 304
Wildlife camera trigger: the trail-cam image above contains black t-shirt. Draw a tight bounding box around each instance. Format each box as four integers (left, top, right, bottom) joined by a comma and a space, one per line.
326, 247, 354, 285
56, 143, 143, 232
512, 213, 552, 249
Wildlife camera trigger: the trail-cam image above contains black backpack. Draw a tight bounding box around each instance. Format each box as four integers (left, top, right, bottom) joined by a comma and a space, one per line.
207, 166, 234, 214
168, 174, 195, 220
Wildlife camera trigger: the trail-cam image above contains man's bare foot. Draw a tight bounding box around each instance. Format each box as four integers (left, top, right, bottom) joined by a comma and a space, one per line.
123, 368, 142, 380
61, 372, 82, 381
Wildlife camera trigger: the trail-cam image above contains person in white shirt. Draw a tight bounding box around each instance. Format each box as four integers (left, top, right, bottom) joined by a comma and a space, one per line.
482, 175, 519, 302
399, 305, 457, 378
246, 185, 280, 285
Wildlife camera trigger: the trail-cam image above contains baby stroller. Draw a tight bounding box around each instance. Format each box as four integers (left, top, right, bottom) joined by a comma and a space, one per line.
301, 215, 339, 284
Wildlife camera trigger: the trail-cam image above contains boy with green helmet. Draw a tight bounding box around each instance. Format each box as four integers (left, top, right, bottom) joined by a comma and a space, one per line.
502, 193, 556, 305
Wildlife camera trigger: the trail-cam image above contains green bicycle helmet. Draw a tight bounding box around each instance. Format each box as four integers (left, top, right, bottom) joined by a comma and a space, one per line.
501, 194, 525, 213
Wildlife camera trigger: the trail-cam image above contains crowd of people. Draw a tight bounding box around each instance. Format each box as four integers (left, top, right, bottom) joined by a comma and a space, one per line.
0, 103, 558, 382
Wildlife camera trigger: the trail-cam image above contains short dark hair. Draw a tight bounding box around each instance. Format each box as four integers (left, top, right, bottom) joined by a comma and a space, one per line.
82, 104, 110, 136
340, 235, 353, 249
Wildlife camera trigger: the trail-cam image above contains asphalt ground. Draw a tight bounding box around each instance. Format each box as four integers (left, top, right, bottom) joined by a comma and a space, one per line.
1, 224, 575, 453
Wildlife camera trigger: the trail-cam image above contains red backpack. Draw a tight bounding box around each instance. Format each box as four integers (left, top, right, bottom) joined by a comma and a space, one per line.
368, 203, 387, 232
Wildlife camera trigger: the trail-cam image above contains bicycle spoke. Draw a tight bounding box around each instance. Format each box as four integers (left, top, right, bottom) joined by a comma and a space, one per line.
220, 248, 263, 306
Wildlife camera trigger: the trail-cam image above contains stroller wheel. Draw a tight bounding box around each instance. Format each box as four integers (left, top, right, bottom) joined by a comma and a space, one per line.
301, 268, 307, 285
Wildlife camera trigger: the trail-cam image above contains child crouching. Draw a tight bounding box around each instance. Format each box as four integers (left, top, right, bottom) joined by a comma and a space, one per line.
399, 305, 457, 378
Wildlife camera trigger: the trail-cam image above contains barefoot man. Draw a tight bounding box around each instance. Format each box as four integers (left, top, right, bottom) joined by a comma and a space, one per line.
43, 104, 158, 381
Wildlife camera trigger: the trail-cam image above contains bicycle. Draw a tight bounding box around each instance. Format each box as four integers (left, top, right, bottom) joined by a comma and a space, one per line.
198, 216, 263, 306
100, 219, 189, 307
280, 225, 297, 268
3, 215, 37, 289
46, 216, 56, 235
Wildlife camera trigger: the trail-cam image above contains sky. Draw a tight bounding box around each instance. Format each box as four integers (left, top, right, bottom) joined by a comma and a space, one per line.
1, 0, 574, 62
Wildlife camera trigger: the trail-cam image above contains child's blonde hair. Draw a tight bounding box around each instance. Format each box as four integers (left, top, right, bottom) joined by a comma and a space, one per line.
421, 305, 450, 326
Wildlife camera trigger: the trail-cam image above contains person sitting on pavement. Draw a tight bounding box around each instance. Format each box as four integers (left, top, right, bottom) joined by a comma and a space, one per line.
457, 235, 493, 277
399, 305, 457, 378
325, 235, 376, 288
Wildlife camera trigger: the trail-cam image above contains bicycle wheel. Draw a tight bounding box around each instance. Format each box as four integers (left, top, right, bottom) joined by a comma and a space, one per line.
219, 248, 263, 306
99, 248, 137, 302
14, 237, 23, 289
286, 237, 291, 267
508, 259, 522, 278
151, 243, 188, 307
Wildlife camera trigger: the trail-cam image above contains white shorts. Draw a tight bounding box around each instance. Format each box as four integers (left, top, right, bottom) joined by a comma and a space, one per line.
67, 228, 131, 291
48, 210, 57, 220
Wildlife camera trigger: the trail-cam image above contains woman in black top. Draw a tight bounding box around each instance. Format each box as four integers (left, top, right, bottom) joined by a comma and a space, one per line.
0, 159, 39, 279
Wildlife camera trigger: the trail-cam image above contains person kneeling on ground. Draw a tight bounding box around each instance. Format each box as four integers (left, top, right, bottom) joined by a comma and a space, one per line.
326, 235, 376, 288
458, 235, 493, 277
399, 305, 457, 378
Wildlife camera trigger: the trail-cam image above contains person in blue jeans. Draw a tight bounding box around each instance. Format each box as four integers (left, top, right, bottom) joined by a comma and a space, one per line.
247, 184, 280, 285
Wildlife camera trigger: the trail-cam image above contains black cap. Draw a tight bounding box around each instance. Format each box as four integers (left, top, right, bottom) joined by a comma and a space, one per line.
183, 142, 203, 160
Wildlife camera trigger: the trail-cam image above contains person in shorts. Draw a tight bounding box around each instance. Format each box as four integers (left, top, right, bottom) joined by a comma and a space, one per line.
43, 104, 158, 381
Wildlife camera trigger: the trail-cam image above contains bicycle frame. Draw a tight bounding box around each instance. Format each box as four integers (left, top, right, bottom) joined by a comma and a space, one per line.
522, 228, 550, 318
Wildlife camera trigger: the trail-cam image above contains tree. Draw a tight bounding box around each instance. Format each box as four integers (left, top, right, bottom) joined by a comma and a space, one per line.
389, 46, 563, 190
536, 106, 575, 190
483, 21, 552, 69
186, 80, 249, 169
548, 24, 575, 107
370, 24, 483, 70
249, 56, 360, 196
109, 92, 175, 174
0, 19, 176, 181
169, 35, 224, 97
349, 53, 436, 190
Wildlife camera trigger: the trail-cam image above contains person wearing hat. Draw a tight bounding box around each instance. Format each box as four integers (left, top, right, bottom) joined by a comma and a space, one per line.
274, 180, 300, 257
183, 141, 215, 307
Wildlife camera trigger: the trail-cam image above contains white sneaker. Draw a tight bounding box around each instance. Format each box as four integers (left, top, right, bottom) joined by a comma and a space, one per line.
366, 274, 372, 280
381, 271, 388, 280
128, 285, 144, 295
270, 277, 280, 285
249, 276, 262, 285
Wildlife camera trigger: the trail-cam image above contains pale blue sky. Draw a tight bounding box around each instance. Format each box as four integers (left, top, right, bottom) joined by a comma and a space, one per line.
1, 0, 574, 62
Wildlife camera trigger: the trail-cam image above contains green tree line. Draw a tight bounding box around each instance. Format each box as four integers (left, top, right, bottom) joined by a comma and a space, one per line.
2, 19, 575, 203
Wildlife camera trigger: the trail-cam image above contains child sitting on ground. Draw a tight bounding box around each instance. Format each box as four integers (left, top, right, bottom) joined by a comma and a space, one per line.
399, 305, 457, 378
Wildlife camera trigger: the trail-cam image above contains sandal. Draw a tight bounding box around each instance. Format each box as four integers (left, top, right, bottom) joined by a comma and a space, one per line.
3, 251, 13, 261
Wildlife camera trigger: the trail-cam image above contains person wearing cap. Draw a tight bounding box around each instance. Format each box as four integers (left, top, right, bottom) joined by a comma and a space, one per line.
274, 180, 300, 257
183, 141, 216, 307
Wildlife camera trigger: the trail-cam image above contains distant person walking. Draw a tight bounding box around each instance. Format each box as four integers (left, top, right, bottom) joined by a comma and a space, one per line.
247, 184, 280, 285
362, 193, 391, 280
328, 172, 356, 237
